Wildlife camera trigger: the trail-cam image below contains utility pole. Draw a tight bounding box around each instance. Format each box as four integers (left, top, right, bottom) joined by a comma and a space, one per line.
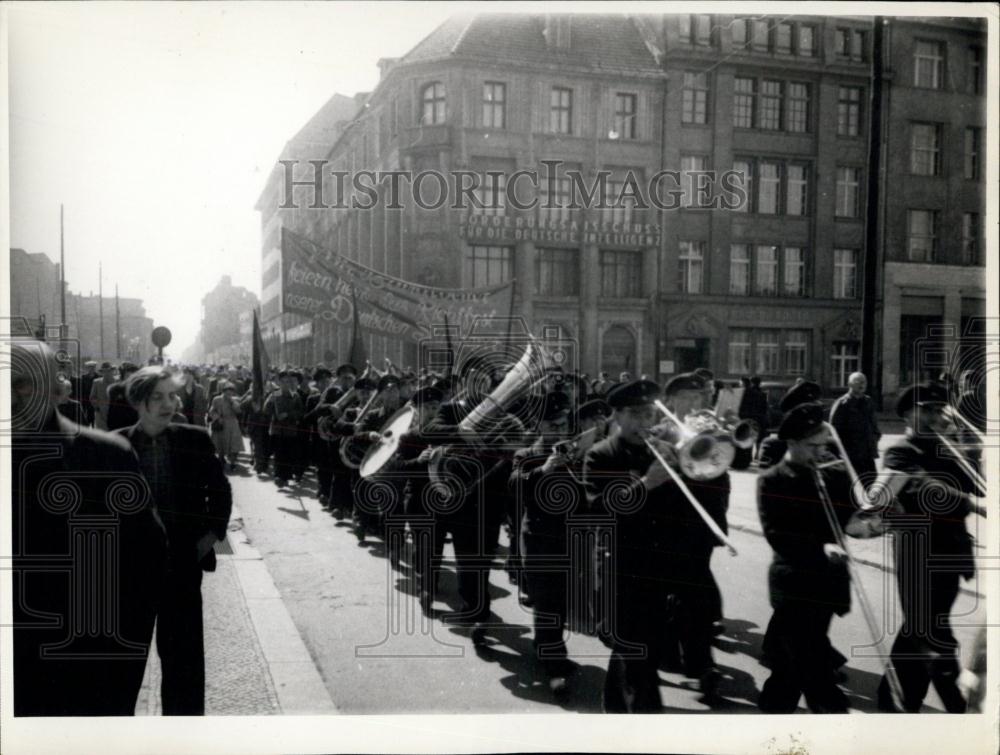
60, 205, 67, 342
115, 284, 121, 359
861, 17, 884, 403
98, 262, 105, 359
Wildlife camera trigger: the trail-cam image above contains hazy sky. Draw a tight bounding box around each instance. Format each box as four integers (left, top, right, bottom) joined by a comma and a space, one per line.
8, 2, 457, 353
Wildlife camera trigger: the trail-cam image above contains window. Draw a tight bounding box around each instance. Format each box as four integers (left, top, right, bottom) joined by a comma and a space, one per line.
910, 123, 941, 176
756, 330, 780, 374
421, 82, 446, 125
680, 155, 708, 207
734, 77, 755, 128
798, 25, 815, 57
540, 175, 574, 224
729, 244, 750, 295
786, 163, 808, 216
682, 72, 709, 124
835, 28, 866, 61
751, 20, 770, 51
776, 23, 792, 54
678, 241, 705, 294
732, 159, 752, 213
758, 162, 780, 214
482, 82, 506, 129
784, 330, 809, 376
837, 86, 862, 137
600, 250, 642, 298
786, 83, 809, 132
755, 245, 778, 295
472, 172, 506, 217
389, 98, 398, 138
907, 210, 938, 262
962, 213, 980, 266
536, 248, 579, 295
783, 247, 806, 297
613, 93, 638, 140
968, 46, 984, 95
831, 342, 860, 388
914, 40, 944, 89
550, 87, 573, 134
728, 329, 752, 374
964, 127, 981, 180
836, 167, 861, 218
680, 14, 713, 46
833, 249, 858, 299
760, 80, 783, 130
732, 18, 748, 49
604, 178, 634, 227
466, 245, 512, 287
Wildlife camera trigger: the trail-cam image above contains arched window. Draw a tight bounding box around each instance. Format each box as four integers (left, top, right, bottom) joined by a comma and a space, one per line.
421, 82, 447, 125
602, 325, 636, 377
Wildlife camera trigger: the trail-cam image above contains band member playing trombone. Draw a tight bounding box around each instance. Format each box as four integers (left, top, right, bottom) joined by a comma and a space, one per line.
658, 373, 730, 696
509, 391, 575, 694
874, 383, 985, 713
756, 402, 867, 713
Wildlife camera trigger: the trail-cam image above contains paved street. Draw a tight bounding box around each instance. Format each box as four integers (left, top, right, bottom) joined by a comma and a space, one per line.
201, 432, 987, 715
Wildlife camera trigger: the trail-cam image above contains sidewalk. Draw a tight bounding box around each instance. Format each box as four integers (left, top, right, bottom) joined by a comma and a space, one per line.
136, 496, 336, 716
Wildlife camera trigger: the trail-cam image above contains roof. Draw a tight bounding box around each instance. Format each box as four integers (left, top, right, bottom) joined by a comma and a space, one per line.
401, 14, 664, 74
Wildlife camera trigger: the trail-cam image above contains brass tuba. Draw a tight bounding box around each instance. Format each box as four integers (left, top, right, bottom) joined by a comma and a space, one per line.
427, 342, 539, 496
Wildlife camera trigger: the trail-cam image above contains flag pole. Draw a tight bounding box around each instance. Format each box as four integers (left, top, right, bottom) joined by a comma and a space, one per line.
98, 262, 105, 359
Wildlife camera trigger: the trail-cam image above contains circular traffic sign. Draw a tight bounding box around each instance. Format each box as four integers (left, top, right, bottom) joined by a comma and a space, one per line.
151, 326, 172, 348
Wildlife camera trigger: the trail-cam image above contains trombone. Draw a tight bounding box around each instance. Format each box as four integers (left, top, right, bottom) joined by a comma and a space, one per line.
815, 422, 874, 511
945, 404, 986, 444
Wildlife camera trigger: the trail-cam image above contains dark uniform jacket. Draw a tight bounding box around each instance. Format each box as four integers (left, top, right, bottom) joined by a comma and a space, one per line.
12, 412, 167, 715
263, 390, 304, 438
882, 435, 978, 575
757, 459, 855, 614
117, 423, 232, 572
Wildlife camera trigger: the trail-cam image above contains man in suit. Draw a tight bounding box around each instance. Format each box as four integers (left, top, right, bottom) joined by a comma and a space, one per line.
118, 366, 232, 715
11, 341, 166, 716
829, 372, 881, 483
179, 365, 210, 427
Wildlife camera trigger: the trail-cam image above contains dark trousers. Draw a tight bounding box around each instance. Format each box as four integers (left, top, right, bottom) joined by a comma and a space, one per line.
521, 523, 570, 668
444, 503, 502, 622
250, 427, 270, 471
315, 440, 334, 499
157, 564, 205, 716
666, 570, 716, 677
329, 464, 354, 514
603, 580, 670, 713
271, 434, 295, 482
758, 603, 846, 713
409, 515, 446, 593
879, 566, 966, 712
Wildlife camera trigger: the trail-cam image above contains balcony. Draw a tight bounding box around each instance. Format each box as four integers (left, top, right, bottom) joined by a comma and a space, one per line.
400, 123, 452, 152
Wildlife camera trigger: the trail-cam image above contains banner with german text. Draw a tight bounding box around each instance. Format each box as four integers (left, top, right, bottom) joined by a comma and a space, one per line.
280, 228, 515, 345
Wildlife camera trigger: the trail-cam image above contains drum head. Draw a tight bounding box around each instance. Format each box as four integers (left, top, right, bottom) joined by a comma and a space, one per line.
359, 406, 416, 478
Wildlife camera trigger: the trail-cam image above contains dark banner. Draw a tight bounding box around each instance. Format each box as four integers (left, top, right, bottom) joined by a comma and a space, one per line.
280, 228, 515, 345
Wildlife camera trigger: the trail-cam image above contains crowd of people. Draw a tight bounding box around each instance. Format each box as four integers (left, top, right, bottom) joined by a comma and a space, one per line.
9, 339, 988, 716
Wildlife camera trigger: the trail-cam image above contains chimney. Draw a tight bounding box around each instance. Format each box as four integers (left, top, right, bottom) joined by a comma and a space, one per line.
377, 57, 399, 81
543, 15, 572, 50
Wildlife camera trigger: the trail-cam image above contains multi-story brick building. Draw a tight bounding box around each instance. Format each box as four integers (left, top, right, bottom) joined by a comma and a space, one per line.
878, 17, 987, 395
258, 13, 987, 397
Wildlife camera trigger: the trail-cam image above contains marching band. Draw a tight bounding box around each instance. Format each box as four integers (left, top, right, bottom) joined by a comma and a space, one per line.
242, 343, 986, 714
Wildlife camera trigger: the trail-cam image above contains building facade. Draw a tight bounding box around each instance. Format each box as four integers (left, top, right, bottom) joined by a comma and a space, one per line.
195, 275, 260, 365
9, 247, 154, 363
258, 13, 988, 397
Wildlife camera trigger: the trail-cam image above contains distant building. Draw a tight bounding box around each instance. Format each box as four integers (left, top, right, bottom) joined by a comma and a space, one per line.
197, 275, 259, 365
9, 247, 154, 363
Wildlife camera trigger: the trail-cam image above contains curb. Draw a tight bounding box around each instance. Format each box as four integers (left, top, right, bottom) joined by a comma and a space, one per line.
227, 501, 338, 714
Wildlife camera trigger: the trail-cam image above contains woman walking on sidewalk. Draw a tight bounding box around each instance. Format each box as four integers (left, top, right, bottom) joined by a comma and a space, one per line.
209, 381, 245, 471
